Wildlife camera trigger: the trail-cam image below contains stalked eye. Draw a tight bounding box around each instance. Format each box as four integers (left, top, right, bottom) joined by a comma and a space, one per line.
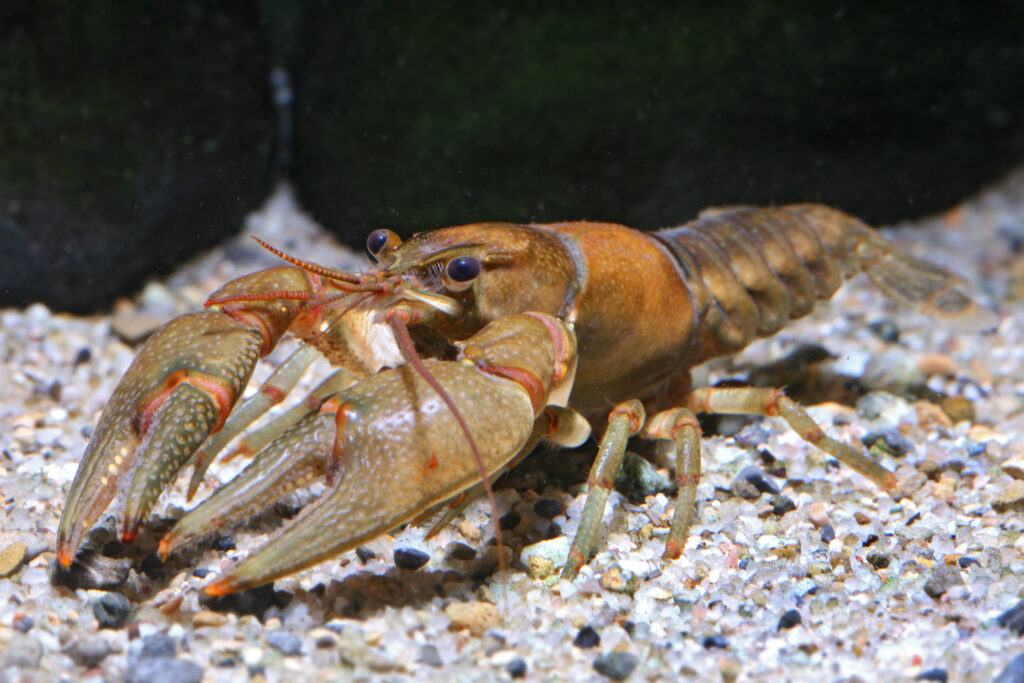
366, 229, 402, 261
445, 256, 481, 283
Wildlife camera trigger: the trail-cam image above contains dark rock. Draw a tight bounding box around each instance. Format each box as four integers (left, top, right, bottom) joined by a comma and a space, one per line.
592, 651, 639, 680
445, 542, 477, 561
862, 430, 912, 457
731, 466, 780, 499
866, 552, 891, 569
615, 451, 675, 502
140, 634, 177, 660
997, 601, 1024, 635
394, 547, 430, 570
573, 625, 601, 649
192, 568, 212, 579
3, 633, 43, 668
916, 668, 948, 682
820, 525, 836, 543
771, 495, 797, 516
533, 498, 563, 519
995, 654, 1024, 683
265, 629, 302, 656
702, 635, 729, 649
355, 546, 376, 564
417, 643, 442, 667
211, 536, 236, 552
140, 553, 165, 580
126, 657, 204, 683
93, 592, 131, 629
65, 635, 112, 667
923, 565, 964, 599
868, 320, 900, 344
958, 556, 980, 569
14, 616, 34, 633
499, 509, 522, 531
201, 583, 289, 619
506, 657, 528, 678
777, 609, 802, 630
51, 550, 131, 591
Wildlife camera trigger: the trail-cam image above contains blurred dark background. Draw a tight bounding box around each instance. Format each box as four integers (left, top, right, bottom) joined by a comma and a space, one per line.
3, 1, 1024, 313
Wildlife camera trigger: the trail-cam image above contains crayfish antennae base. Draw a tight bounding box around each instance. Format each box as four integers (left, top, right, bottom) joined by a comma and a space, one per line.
385, 311, 507, 584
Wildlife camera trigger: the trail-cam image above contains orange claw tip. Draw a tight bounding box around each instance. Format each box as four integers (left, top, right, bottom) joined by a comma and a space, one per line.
121, 530, 138, 543
202, 576, 239, 597
57, 546, 76, 568
157, 536, 174, 561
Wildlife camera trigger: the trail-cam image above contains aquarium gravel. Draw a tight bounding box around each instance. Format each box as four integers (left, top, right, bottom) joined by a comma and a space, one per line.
2, 176, 1024, 682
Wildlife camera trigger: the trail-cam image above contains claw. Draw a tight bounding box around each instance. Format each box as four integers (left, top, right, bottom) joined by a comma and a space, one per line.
162, 313, 578, 594
57, 311, 263, 567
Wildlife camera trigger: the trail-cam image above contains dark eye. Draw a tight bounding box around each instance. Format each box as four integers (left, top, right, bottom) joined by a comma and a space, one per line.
366, 229, 402, 260
445, 256, 481, 283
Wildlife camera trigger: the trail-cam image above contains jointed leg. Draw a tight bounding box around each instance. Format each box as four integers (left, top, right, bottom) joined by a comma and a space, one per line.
562, 400, 644, 580
643, 407, 702, 559
687, 386, 895, 490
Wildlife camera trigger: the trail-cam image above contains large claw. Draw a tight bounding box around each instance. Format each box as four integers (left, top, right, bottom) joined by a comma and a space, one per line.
160, 312, 581, 594
57, 311, 263, 567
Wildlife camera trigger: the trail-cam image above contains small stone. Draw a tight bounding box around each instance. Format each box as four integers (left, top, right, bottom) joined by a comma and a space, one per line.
854, 511, 871, 525
939, 396, 974, 424
445, 541, 477, 561
615, 451, 675, 499
0, 542, 27, 577
355, 546, 376, 564
192, 568, 212, 578
777, 609, 802, 630
201, 583, 286, 619
140, 633, 177, 659
600, 565, 640, 595
111, 313, 168, 345
702, 634, 729, 649
995, 654, 1024, 683
592, 651, 638, 680
444, 601, 501, 636
394, 547, 430, 570
731, 466, 780, 499
923, 564, 964, 599
3, 632, 43, 668
1002, 457, 1024, 480
211, 535, 236, 551
14, 615, 34, 633
51, 551, 132, 590
520, 536, 570, 579
916, 668, 948, 682
140, 553, 165, 579
506, 657, 528, 678
573, 625, 601, 648
997, 601, 1024, 634
126, 657, 204, 683
820, 525, 836, 543
862, 429, 912, 457
193, 610, 229, 628
958, 556, 980, 569
533, 498, 563, 519
93, 592, 131, 629
265, 629, 302, 655
499, 509, 522, 530
417, 643, 443, 667
65, 635, 112, 667
866, 552, 891, 569
771, 495, 797, 516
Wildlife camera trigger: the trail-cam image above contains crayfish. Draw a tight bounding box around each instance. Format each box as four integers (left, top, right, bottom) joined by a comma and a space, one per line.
57, 204, 994, 594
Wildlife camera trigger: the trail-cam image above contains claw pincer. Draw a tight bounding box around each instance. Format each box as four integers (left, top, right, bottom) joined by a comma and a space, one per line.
161, 312, 579, 594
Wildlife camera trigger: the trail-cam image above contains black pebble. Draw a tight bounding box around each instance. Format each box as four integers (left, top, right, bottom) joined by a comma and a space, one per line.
592, 652, 638, 680
533, 498, 563, 519
506, 657, 527, 678
202, 583, 288, 619
771, 495, 797, 516
573, 625, 601, 649
997, 601, 1024, 635
140, 634, 177, 659
499, 509, 522, 530
958, 556, 980, 568
211, 535, 236, 552
446, 542, 477, 561
737, 466, 780, 496
702, 635, 729, 649
820, 525, 836, 543
140, 553, 165, 579
916, 668, 948, 682
93, 592, 131, 629
866, 552, 891, 569
995, 654, 1024, 683
355, 546, 376, 564
861, 430, 911, 457
394, 547, 430, 570
14, 616, 34, 632
777, 609, 802, 630
192, 568, 212, 578
265, 629, 303, 656
74, 347, 92, 365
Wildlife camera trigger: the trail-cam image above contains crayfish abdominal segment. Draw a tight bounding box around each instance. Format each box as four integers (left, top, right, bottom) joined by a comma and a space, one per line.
58, 204, 994, 592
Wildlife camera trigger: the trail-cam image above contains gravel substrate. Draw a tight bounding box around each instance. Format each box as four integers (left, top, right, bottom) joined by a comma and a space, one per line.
2, 177, 1024, 681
